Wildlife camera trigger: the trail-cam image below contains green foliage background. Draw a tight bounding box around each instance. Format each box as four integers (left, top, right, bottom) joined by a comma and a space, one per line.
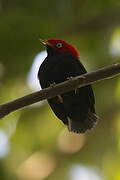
0, 0, 120, 179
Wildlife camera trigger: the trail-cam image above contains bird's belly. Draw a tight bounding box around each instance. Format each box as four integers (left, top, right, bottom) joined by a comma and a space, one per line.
63, 88, 89, 116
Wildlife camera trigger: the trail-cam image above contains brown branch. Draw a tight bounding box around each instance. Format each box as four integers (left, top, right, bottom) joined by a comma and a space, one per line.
0, 63, 120, 119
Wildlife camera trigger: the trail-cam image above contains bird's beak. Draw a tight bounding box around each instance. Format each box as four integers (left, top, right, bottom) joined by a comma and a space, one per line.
39, 39, 52, 46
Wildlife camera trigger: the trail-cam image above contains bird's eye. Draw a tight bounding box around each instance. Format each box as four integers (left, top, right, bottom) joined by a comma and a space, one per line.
56, 42, 63, 48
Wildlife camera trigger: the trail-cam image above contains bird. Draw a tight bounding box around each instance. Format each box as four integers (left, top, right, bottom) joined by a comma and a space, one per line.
38, 38, 98, 134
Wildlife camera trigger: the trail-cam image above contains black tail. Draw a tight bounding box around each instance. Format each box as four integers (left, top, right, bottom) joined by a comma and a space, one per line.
67, 110, 99, 134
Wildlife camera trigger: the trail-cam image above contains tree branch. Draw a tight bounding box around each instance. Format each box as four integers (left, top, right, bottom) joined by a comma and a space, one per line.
0, 63, 120, 119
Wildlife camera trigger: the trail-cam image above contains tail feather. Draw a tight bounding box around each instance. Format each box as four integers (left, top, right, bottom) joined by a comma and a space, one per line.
67, 110, 99, 134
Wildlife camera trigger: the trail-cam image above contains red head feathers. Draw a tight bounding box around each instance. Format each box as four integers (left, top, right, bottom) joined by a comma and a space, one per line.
41, 38, 80, 59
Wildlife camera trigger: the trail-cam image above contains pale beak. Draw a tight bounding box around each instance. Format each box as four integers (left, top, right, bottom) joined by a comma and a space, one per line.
39, 39, 52, 46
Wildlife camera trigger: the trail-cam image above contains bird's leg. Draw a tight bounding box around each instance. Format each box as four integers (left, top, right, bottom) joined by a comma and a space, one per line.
67, 76, 78, 94
67, 76, 73, 81
57, 94, 63, 103
50, 82, 63, 103
67, 117, 72, 132
50, 82, 56, 88
67, 76, 85, 94
75, 76, 85, 94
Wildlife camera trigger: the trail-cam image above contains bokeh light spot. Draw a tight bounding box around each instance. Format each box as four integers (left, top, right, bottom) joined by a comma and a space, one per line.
58, 128, 86, 153
0, 130, 10, 158
69, 164, 103, 180
16, 152, 56, 179
110, 27, 120, 56
115, 79, 120, 102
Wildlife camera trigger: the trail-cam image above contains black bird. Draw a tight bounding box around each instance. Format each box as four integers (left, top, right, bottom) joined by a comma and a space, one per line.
38, 38, 98, 133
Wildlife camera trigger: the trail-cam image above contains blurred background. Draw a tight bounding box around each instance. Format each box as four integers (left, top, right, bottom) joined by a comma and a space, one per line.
0, 0, 120, 179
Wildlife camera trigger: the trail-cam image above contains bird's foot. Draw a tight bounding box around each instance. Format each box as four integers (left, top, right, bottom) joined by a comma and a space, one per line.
67, 76, 79, 94
50, 82, 63, 103
67, 76, 73, 82
75, 76, 85, 93
50, 82, 56, 88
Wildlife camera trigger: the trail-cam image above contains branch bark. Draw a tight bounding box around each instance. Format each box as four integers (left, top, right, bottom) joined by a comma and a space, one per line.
0, 63, 120, 119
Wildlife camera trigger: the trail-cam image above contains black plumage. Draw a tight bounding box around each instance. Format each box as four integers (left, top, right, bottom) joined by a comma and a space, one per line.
38, 43, 98, 133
